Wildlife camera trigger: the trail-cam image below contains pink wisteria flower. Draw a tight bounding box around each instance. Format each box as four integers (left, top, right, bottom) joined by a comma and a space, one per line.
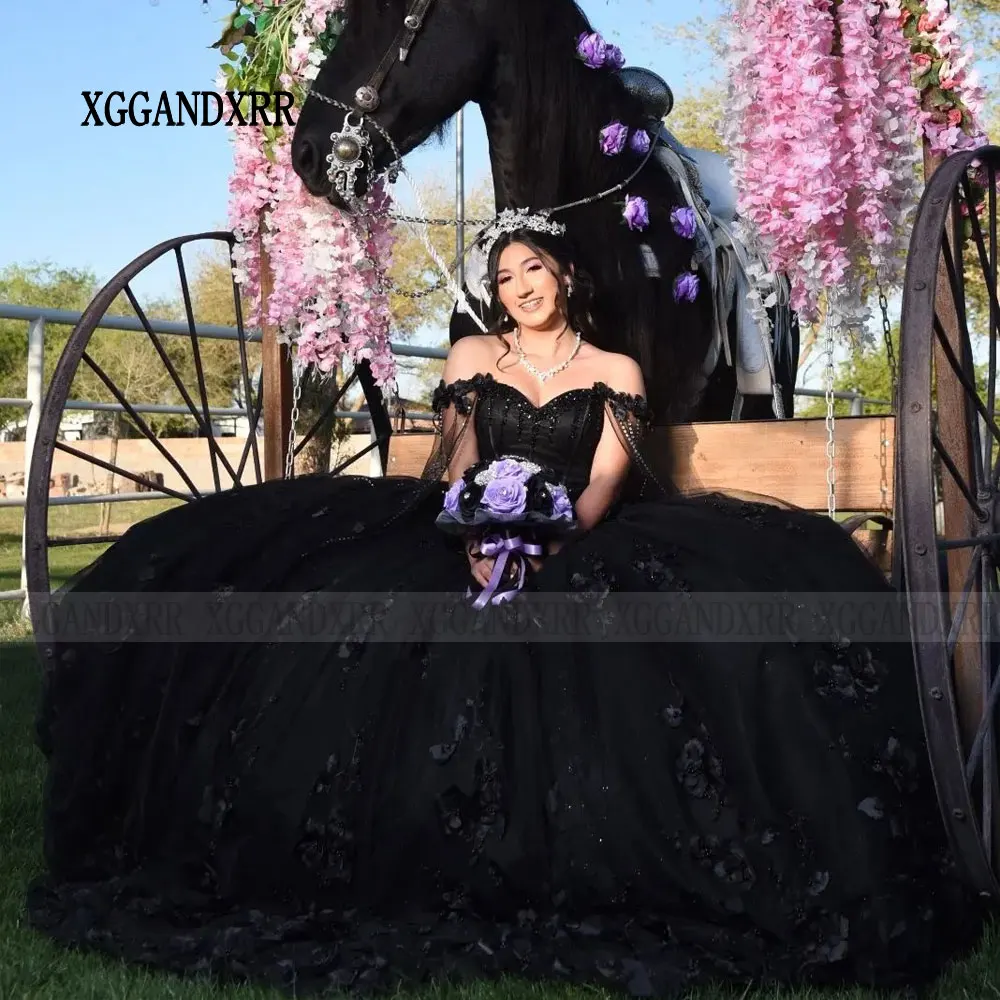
224, 0, 398, 388
722, 0, 948, 330
900, 0, 989, 156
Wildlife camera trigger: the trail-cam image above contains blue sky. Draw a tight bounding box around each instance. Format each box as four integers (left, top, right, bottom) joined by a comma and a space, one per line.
0, 0, 722, 305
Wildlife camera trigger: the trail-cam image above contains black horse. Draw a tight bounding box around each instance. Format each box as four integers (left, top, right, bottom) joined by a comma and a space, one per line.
291, 0, 798, 424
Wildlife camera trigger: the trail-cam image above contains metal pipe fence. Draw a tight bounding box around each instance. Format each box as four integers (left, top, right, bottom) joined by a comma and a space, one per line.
0, 302, 889, 606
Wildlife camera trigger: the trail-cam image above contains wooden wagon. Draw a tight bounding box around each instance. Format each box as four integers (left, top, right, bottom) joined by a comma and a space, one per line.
22, 144, 1000, 901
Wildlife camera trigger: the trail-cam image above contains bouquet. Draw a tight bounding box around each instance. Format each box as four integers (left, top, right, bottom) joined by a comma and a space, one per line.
437, 455, 577, 607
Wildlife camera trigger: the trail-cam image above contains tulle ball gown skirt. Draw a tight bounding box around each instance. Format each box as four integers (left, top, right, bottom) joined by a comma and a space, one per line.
23, 472, 987, 996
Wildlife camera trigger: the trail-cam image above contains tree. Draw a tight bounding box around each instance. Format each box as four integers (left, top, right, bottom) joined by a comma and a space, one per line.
71, 326, 179, 531
655, 1, 999, 385
144, 245, 264, 439
961, 0, 1000, 62
665, 86, 728, 156
796, 339, 897, 418
0, 264, 101, 434
387, 175, 495, 338
398, 342, 448, 409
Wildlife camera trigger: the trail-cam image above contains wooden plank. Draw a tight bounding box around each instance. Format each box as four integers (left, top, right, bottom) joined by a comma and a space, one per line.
259, 215, 293, 480
388, 415, 895, 513
388, 432, 438, 478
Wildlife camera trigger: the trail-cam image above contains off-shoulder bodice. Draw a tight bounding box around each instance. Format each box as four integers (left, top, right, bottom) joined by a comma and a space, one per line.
432, 373, 650, 498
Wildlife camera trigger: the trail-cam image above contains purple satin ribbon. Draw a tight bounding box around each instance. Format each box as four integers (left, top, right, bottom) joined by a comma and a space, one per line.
468, 533, 544, 609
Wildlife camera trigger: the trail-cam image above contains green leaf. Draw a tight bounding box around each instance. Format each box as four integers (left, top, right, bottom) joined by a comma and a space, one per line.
211, 18, 255, 52
927, 86, 950, 108
233, 13, 248, 27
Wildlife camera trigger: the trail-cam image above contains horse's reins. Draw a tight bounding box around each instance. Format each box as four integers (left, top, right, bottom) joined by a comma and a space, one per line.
305, 0, 659, 227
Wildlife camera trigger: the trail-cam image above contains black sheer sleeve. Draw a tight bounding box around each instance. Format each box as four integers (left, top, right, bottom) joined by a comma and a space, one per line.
420, 378, 483, 485
598, 384, 797, 510
595, 384, 677, 501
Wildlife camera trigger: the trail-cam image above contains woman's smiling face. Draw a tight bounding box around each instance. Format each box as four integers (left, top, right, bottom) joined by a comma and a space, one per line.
495, 241, 568, 333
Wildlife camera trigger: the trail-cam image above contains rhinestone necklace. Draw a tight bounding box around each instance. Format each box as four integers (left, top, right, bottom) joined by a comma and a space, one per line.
513, 326, 582, 383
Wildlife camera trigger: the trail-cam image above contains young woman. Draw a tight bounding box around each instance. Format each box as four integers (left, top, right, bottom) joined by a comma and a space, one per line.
26, 214, 986, 997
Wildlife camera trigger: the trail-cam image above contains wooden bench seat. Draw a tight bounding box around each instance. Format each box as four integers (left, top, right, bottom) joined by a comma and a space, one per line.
388, 415, 893, 509
386, 415, 896, 573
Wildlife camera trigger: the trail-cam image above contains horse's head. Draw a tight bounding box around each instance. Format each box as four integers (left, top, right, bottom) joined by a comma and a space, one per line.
292, 0, 493, 206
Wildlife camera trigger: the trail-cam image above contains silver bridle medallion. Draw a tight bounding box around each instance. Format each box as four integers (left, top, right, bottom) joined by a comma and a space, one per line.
325, 111, 372, 200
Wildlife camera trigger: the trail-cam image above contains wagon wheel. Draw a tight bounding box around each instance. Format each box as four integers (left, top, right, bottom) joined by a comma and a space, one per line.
899, 143, 1000, 899
24, 232, 392, 636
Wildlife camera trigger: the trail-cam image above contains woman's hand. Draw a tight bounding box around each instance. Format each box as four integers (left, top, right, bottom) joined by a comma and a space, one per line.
465, 537, 496, 589
525, 538, 563, 575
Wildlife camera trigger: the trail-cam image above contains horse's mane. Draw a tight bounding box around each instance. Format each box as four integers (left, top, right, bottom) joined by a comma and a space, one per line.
342, 0, 712, 421
496, 0, 713, 421
341, 0, 450, 143
342, 0, 405, 44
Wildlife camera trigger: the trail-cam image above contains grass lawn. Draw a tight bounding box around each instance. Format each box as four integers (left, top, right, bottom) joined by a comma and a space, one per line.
2, 507, 1000, 998
0, 499, 182, 640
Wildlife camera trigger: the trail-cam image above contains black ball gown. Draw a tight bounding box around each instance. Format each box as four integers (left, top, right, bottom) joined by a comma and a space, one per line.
25, 372, 986, 996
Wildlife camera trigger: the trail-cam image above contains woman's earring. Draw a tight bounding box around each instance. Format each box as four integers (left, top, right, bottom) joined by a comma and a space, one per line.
566, 283, 574, 298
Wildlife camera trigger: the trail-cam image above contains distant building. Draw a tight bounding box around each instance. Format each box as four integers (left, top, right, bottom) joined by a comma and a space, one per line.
0, 409, 97, 442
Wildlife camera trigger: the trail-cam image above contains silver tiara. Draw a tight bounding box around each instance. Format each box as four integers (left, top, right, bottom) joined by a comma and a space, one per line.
478, 208, 567, 261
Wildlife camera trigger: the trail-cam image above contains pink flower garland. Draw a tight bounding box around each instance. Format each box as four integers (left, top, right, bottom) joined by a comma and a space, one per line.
900, 0, 989, 157
725, 0, 985, 336
725, 0, 852, 325
225, 0, 398, 387
829, 0, 923, 328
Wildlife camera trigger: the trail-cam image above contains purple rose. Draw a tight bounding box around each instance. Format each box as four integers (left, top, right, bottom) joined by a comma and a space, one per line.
483, 477, 527, 517
444, 478, 464, 514
605, 44, 625, 69
600, 121, 629, 156
629, 129, 651, 155
576, 31, 607, 69
671, 206, 697, 239
490, 458, 533, 483
673, 271, 700, 303
622, 194, 649, 231
548, 484, 574, 519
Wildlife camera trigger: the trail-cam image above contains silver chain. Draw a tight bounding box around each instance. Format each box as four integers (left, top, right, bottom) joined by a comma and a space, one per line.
306, 87, 659, 228
284, 362, 304, 480
824, 318, 837, 520
878, 283, 897, 410
877, 284, 894, 512
388, 211, 493, 228
385, 275, 446, 298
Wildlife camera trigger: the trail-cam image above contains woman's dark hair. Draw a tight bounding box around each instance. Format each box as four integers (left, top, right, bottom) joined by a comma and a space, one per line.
485, 228, 614, 362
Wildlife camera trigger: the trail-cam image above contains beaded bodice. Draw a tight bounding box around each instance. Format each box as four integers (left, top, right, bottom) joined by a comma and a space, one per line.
432, 373, 651, 499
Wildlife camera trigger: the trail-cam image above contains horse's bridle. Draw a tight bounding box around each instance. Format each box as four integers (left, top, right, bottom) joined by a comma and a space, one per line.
305, 0, 659, 223
307, 0, 437, 201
